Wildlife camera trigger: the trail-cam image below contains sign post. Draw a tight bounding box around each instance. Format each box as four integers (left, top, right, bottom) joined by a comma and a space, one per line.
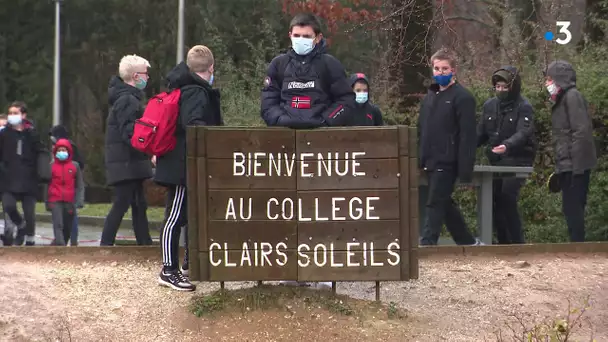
187, 127, 419, 284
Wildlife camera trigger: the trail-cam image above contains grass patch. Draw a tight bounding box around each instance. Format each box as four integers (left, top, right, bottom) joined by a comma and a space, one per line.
190, 284, 407, 321
35, 203, 166, 222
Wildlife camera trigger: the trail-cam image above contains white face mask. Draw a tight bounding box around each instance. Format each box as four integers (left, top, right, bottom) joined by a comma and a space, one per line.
546, 83, 558, 95
7, 114, 22, 126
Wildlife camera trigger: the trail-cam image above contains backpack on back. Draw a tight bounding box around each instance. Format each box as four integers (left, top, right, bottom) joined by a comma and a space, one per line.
131, 89, 182, 156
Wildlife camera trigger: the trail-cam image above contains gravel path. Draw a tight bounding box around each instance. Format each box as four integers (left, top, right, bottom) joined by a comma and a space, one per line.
0, 253, 606, 341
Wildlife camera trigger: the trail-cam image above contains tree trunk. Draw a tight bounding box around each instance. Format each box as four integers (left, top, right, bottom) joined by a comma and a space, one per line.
388, 0, 433, 119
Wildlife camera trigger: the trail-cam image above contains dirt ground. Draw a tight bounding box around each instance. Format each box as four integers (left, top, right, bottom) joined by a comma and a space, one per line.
0, 252, 606, 342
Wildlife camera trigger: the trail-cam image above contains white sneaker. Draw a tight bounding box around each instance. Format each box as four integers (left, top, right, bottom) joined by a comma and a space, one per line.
472, 238, 485, 246
314, 282, 333, 290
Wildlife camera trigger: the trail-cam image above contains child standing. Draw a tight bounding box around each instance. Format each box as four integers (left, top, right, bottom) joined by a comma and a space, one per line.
49, 125, 85, 245
47, 139, 84, 246
348, 73, 384, 126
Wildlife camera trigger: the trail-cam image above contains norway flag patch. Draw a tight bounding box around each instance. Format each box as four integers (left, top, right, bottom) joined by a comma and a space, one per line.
291, 96, 311, 109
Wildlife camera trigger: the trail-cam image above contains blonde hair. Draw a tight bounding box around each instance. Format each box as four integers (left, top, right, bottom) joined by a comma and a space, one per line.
186, 45, 214, 73
430, 48, 457, 68
118, 54, 151, 81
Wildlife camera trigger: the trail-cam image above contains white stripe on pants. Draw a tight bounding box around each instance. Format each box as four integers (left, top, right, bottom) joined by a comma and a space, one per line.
161, 185, 186, 267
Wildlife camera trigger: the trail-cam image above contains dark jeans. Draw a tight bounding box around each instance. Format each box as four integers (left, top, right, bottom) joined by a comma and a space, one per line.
71, 213, 79, 246
100, 180, 152, 246
559, 170, 591, 242
493, 178, 525, 244
161, 185, 187, 270
420, 169, 476, 245
2, 192, 36, 237
50, 202, 75, 246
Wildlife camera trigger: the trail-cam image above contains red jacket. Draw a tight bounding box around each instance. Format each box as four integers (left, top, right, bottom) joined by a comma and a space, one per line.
47, 139, 84, 205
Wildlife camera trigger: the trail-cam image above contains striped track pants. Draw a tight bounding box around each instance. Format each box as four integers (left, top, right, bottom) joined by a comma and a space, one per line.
161, 185, 188, 269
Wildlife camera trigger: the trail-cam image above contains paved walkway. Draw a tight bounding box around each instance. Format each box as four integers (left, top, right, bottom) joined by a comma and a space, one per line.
0, 221, 173, 247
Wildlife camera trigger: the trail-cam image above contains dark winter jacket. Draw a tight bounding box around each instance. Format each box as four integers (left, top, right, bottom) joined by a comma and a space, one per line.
477, 66, 537, 166
104, 76, 153, 186
49, 125, 85, 170
347, 73, 384, 126
261, 39, 355, 128
47, 138, 84, 207
546, 60, 597, 174
0, 119, 47, 195
154, 62, 223, 187
418, 82, 477, 183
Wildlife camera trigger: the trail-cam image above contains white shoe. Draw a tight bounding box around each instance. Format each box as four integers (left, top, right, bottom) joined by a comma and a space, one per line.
472, 238, 485, 246
314, 282, 333, 290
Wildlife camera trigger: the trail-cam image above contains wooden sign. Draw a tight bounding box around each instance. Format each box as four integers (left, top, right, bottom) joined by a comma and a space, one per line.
187, 127, 419, 282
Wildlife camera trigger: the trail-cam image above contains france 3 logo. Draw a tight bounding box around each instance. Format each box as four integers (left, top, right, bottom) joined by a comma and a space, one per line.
544, 21, 572, 45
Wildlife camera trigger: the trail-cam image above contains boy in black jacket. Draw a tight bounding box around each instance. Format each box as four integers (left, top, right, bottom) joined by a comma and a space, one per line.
261, 13, 355, 128
348, 73, 384, 126
49, 125, 86, 246
0, 102, 47, 246
418, 49, 481, 246
155, 45, 223, 291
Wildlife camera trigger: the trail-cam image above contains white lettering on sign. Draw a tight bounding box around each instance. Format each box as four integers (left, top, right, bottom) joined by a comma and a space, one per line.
288, 81, 315, 89
224, 197, 252, 221
232, 152, 366, 177
257, 196, 381, 221
208, 241, 400, 268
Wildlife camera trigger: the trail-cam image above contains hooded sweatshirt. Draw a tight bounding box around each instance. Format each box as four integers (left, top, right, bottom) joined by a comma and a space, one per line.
347, 73, 384, 126
477, 66, 537, 166
154, 61, 223, 187
48, 138, 85, 206
545, 60, 596, 174
49, 125, 85, 170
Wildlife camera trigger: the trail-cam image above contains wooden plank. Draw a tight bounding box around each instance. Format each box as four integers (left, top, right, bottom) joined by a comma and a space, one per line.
400, 250, 410, 281
408, 127, 417, 158
398, 125, 409, 156
409, 248, 419, 280
296, 190, 400, 221
198, 251, 209, 281
206, 221, 298, 250
295, 128, 398, 159
207, 158, 296, 190
187, 156, 200, 280
296, 159, 399, 190
204, 128, 295, 159
297, 251, 401, 281
196, 127, 207, 158
207, 190, 297, 221
409, 187, 419, 248
298, 221, 401, 249
409, 157, 419, 188
196, 157, 209, 279
186, 126, 197, 157
206, 250, 298, 281
398, 156, 410, 280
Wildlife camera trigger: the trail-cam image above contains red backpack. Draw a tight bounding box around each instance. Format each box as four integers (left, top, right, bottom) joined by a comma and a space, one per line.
131, 89, 182, 156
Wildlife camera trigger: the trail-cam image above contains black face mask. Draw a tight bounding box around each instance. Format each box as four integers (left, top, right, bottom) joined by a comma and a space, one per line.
496, 90, 509, 101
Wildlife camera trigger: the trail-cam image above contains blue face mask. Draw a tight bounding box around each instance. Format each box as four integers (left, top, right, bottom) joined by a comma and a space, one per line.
355, 92, 368, 104
209, 74, 214, 85
135, 78, 147, 90
291, 37, 315, 56
433, 73, 453, 86
0, 126, 4, 131
56, 151, 69, 161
